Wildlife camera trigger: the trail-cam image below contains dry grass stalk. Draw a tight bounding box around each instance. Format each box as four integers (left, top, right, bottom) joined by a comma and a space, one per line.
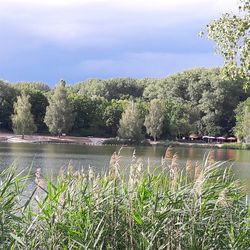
128, 153, 143, 192
67, 160, 75, 176
217, 188, 228, 207
164, 146, 173, 160
207, 150, 215, 166
170, 153, 179, 190
186, 159, 193, 173
170, 152, 178, 173
88, 166, 95, 181
35, 168, 44, 201
194, 162, 204, 197
194, 162, 202, 179
109, 152, 121, 179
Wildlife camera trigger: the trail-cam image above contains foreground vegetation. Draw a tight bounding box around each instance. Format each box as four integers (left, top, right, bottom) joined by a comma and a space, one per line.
1, 149, 249, 249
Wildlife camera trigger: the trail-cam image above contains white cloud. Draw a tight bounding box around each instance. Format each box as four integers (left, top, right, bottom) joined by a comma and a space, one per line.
0, 0, 237, 83
0, 0, 238, 46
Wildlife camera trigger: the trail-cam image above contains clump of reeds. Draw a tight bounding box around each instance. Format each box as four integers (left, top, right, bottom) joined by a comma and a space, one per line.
0, 148, 249, 249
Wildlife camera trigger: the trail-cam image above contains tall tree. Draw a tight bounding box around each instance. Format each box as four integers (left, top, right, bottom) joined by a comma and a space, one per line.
234, 97, 250, 141
11, 93, 36, 139
118, 101, 143, 141
242, 105, 250, 142
44, 80, 75, 136
144, 99, 164, 141
0, 81, 18, 130
27, 90, 49, 133
205, 0, 249, 88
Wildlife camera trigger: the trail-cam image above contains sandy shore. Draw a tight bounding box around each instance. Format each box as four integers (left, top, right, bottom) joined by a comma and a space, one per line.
0, 132, 107, 145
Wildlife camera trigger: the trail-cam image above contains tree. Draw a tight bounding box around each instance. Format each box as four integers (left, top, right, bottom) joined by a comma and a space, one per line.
234, 97, 250, 141
76, 78, 144, 100
44, 80, 75, 136
205, 0, 250, 88
21, 89, 49, 133
13, 81, 50, 92
144, 99, 164, 141
242, 105, 250, 142
118, 101, 143, 141
103, 100, 126, 135
0, 81, 18, 130
11, 93, 36, 139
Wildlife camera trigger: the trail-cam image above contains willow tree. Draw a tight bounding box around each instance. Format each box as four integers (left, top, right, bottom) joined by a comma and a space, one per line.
205, 0, 249, 88
11, 93, 36, 139
44, 80, 74, 136
144, 99, 164, 141
118, 101, 143, 141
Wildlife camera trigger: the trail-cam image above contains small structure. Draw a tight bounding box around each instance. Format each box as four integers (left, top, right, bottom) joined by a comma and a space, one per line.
202, 136, 216, 143
227, 136, 237, 143
189, 134, 201, 141
216, 136, 226, 143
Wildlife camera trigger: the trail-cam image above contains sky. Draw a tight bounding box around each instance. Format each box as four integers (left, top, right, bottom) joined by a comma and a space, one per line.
0, 0, 238, 86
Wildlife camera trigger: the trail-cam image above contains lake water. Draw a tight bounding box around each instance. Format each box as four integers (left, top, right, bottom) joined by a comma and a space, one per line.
0, 143, 249, 192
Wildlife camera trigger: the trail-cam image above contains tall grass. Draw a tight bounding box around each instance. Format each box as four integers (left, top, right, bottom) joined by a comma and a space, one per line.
0, 149, 249, 249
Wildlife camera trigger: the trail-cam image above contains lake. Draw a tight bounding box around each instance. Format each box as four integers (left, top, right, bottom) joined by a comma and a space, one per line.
0, 143, 249, 193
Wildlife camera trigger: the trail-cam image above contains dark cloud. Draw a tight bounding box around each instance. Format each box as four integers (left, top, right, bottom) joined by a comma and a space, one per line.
0, 0, 236, 85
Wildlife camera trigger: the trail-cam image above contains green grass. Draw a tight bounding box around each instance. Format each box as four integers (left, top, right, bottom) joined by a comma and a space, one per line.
0, 149, 249, 249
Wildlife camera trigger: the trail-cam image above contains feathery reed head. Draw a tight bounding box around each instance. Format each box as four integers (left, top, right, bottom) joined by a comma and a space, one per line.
207, 150, 215, 166
164, 146, 173, 160
186, 159, 193, 173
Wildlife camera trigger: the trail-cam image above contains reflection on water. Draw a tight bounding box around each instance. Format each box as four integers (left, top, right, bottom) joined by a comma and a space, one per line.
0, 143, 249, 193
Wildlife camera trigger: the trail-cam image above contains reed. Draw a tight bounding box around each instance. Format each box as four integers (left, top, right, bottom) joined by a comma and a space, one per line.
0, 149, 249, 249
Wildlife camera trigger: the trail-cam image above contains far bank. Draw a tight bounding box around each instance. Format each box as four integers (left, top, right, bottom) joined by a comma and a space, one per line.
1, 132, 249, 150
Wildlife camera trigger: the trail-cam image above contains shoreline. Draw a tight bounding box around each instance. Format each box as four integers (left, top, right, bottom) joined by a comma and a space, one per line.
0, 132, 248, 150
0, 133, 106, 146
155, 141, 250, 150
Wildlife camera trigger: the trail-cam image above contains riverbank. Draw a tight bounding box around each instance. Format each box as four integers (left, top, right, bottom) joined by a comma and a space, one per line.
0, 132, 249, 150
103, 138, 250, 150
155, 140, 250, 149
0, 132, 106, 145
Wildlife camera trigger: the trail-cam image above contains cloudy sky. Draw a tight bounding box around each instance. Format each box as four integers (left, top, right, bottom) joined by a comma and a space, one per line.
0, 0, 237, 85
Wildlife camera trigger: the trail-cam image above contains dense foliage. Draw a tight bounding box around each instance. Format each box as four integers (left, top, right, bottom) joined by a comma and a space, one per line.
11, 93, 36, 139
144, 99, 164, 141
0, 151, 249, 249
118, 101, 143, 141
205, 0, 249, 88
0, 67, 249, 140
234, 97, 250, 142
44, 80, 75, 136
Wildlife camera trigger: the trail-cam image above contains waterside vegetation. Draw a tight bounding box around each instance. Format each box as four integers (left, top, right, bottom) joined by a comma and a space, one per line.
0, 149, 249, 249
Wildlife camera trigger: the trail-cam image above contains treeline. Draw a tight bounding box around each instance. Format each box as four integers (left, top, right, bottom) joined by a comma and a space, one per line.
1, 67, 249, 141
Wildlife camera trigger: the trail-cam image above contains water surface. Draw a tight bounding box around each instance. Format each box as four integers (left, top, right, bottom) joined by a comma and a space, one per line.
0, 143, 249, 192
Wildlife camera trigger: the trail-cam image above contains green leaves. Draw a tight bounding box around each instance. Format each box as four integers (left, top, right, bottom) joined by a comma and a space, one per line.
205, 0, 250, 88
0, 156, 249, 249
11, 93, 37, 138
144, 99, 164, 141
118, 101, 144, 141
44, 80, 75, 135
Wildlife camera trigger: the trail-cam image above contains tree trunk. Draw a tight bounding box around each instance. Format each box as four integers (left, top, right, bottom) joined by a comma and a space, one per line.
154, 136, 156, 142
22, 134, 24, 139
